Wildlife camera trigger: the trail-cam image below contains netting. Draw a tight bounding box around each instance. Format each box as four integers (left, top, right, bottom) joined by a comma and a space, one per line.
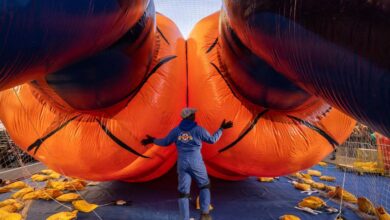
319, 123, 390, 218
0, 122, 36, 170
0, 121, 105, 220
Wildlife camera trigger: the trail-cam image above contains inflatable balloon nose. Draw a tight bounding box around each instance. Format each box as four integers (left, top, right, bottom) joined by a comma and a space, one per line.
0, 0, 149, 90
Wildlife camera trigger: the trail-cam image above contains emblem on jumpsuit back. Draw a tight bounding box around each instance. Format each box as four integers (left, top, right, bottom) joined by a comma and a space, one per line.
178, 132, 193, 143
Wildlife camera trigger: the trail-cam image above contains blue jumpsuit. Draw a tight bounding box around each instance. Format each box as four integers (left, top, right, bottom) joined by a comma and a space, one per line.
153, 119, 222, 220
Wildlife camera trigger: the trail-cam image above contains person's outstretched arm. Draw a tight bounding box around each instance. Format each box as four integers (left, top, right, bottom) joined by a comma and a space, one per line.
153, 129, 178, 147
141, 129, 178, 147
200, 119, 233, 144
199, 127, 223, 144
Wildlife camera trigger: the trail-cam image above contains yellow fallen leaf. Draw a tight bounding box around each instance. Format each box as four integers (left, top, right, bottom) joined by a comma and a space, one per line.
320, 176, 336, 182
0, 209, 22, 220
333, 187, 357, 203
325, 185, 336, 192
22, 189, 62, 201
0, 205, 17, 213
47, 180, 86, 191
12, 187, 34, 199
301, 178, 314, 185
64, 180, 86, 191
39, 189, 63, 200
0, 200, 23, 212
301, 174, 312, 180
376, 206, 390, 220
0, 188, 10, 194
72, 200, 98, 213
41, 169, 55, 175
12, 202, 23, 211
4, 181, 28, 190
46, 181, 66, 191
318, 162, 327, 167
46, 210, 78, 220
292, 173, 304, 179
56, 193, 81, 202
307, 169, 321, 177
311, 182, 326, 190
22, 191, 40, 201
298, 196, 326, 209
49, 172, 61, 179
279, 214, 301, 220
31, 174, 51, 182
0, 199, 17, 208
357, 197, 376, 215
258, 177, 274, 182
294, 183, 311, 191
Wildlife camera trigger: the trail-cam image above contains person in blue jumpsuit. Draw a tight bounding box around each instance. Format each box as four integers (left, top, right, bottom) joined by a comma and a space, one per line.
141, 107, 233, 220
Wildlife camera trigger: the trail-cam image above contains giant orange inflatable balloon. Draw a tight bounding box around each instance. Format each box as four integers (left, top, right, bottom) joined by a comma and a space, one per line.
0, 1, 187, 182
187, 12, 355, 180
0, 0, 388, 181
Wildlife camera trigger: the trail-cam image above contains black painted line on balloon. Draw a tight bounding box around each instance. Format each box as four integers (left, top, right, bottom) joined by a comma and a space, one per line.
157, 26, 170, 45
148, 55, 177, 77
126, 55, 177, 99
287, 115, 339, 148
27, 115, 81, 155
219, 109, 269, 153
185, 41, 189, 107
96, 119, 150, 159
210, 62, 240, 101
206, 38, 218, 53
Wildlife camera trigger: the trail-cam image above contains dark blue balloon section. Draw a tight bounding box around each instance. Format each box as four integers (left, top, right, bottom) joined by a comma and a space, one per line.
0, 0, 148, 89
222, 0, 390, 136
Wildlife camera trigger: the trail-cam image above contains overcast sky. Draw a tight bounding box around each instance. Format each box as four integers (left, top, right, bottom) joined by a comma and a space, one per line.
155, 0, 222, 38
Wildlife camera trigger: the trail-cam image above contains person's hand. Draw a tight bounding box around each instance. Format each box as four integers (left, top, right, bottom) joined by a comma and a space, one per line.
141, 135, 155, 146
220, 119, 233, 129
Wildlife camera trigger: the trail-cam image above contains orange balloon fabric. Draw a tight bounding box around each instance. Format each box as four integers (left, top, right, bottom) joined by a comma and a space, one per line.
0, 9, 357, 182
0, 13, 186, 182
187, 12, 356, 180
